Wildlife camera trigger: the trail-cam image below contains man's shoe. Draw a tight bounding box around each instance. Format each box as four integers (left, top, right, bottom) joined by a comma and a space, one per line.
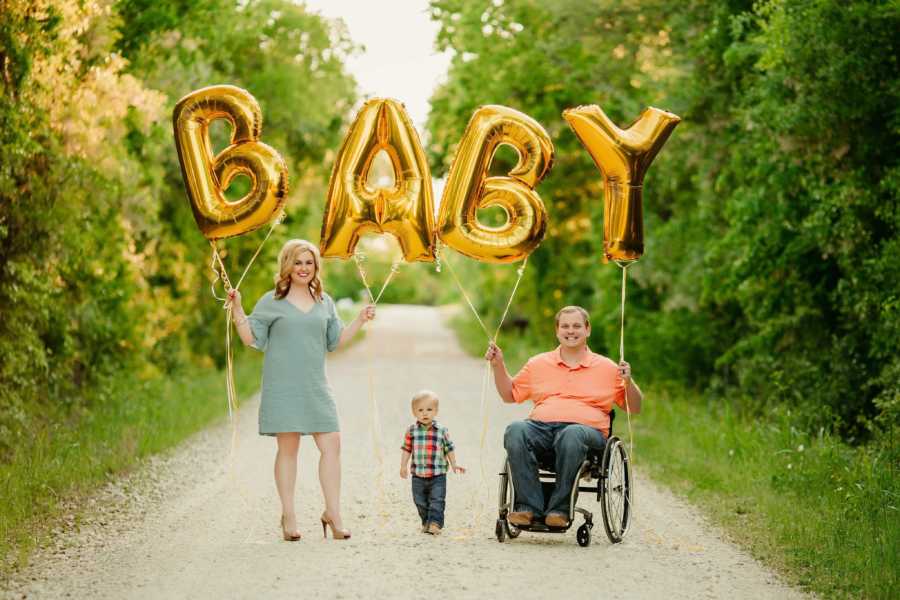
426, 522, 442, 535
507, 511, 534, 526
544, 512, 569, 527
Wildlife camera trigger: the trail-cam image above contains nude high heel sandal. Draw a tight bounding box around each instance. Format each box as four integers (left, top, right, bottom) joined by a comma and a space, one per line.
320, 512, 351, 540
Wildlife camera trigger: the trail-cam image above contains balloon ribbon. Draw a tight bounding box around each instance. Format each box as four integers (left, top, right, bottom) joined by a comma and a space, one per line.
441, 248, 528, 533
208, 215, 283, 464
352, 252, 402, 525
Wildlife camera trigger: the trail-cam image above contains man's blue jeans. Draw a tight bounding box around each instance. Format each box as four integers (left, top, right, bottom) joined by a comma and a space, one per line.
504, 420, 607, 518
411, 474, 446, 528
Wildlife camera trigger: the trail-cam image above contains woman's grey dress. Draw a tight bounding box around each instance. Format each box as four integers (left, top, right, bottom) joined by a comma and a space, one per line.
247, 291, 344, 435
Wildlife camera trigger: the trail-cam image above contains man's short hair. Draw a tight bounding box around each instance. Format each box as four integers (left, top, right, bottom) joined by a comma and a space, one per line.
411, 389, 439, 408
555, 306, 590, 328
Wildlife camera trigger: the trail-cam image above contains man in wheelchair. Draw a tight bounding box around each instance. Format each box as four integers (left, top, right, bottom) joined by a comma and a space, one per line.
485, 306, 642, 528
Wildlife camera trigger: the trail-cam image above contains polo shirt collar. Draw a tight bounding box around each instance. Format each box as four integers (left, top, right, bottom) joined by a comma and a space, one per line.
553, 345, 595, 368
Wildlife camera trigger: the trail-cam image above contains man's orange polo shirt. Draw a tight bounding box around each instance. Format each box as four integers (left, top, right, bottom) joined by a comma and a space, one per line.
511, 346, 627, 436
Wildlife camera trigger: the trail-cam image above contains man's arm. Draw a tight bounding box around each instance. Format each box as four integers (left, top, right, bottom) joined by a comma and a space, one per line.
619, 361, 643, 413
485, 342, 516, 403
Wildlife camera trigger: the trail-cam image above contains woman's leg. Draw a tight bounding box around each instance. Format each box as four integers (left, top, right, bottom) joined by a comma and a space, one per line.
275, 432, 301, 533
312, 432, 345, 530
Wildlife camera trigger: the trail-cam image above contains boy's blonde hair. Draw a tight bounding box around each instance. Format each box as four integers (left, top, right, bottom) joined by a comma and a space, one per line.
411, 390, 439, 408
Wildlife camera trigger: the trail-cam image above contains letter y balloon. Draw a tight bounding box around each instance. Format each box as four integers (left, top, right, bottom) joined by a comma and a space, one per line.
563, 104, 680, 264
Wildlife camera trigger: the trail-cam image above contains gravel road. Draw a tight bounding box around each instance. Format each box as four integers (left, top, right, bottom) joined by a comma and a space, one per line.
5, 305, 809, 600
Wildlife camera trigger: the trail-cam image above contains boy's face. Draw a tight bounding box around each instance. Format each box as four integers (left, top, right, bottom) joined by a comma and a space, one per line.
413, 397, 438, 425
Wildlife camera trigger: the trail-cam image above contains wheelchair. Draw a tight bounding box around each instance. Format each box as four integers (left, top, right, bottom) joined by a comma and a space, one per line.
495, 411, 632, 547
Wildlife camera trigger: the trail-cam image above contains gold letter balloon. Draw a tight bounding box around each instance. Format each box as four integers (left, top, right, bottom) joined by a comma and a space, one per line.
438, 105, 553, 263
320, 98, 435, 262
563, 104, 680, 263
173, 85, 289, 240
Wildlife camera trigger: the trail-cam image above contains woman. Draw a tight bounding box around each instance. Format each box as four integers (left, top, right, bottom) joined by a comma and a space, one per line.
228, 239, 374, 541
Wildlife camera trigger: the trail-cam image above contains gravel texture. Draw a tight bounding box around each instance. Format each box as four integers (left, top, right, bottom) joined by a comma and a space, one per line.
4, 305, 811, 600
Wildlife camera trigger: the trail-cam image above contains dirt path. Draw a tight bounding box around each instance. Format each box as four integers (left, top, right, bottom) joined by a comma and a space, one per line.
5, 305, 809, 599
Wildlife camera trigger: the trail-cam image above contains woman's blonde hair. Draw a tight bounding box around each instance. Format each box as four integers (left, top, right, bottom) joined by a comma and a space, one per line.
274, 239, 324, 301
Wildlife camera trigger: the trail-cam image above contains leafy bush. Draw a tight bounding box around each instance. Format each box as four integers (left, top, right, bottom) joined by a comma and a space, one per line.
426, 0, 900, 440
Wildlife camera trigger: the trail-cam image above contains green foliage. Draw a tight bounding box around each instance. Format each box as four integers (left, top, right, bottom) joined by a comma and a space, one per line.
0, 0, 358, 455
427, 0, 900, 439
637, 386, 899, 599
0, 354, 262, 573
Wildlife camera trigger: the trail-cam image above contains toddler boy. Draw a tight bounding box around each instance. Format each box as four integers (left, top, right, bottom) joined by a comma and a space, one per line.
400, 390, 465, 534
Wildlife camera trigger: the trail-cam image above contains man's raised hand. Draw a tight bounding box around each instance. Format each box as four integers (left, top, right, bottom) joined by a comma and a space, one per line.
485, 342, 504, 366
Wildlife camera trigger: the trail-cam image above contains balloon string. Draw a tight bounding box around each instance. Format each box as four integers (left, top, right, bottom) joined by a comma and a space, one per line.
618, 263, 636, 513
493, 260, 528, 341
353, 253, 401, 304
210, 243, 232, 301
207, 217, 283, 535
440, 249, 491, 340
209, 213, 283, 299
364, 314, 388, 525
440, 248, 528, 532
234, 213, 283, 291
619, 263, 627, 363
351, 253, 402, 526
441, 248, 527, 343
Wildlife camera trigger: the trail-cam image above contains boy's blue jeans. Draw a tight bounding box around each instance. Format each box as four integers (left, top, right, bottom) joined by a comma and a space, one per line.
504, 419, 607, 518
411, 474, 446, 528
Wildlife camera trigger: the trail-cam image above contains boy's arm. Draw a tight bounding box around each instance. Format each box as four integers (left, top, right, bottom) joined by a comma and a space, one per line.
400, 428, 413, 478
443, 429, 465, 474
446, 451, 466, 474
400, 450, 411, 478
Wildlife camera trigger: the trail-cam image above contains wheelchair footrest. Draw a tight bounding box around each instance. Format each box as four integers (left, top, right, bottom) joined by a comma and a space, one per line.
515, 522, 569, 533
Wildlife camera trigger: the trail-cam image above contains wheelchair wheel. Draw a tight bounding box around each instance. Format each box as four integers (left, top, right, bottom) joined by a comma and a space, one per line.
600, 437, 631, 544
497, 460, 521, 540
495, 519, 506, 542
576, 523, 592, 547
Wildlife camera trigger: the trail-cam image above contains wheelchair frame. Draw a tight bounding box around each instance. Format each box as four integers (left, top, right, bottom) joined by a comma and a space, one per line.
495, 412, 632, 547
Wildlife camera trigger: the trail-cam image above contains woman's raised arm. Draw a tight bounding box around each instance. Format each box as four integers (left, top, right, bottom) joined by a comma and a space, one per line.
227, 289, 256, 347
335, 304, 375, 349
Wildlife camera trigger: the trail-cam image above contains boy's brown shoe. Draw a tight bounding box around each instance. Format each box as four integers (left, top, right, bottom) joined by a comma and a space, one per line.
426, 522, 442, 535
507, 511, 533, 526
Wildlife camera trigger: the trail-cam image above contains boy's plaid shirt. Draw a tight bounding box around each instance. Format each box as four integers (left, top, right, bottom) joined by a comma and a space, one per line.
401, 421, 454, 477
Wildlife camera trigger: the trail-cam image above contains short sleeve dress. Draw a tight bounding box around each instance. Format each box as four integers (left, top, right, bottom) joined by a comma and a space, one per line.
246, 290, 345, 435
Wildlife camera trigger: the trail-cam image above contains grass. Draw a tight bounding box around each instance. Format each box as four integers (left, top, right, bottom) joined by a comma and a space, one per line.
0, 353, 263, 574
636, 390, 898, 599
449, 312, 899, 600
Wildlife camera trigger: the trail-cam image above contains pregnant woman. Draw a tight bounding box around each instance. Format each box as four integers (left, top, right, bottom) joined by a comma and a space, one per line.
228, 239, 374, 541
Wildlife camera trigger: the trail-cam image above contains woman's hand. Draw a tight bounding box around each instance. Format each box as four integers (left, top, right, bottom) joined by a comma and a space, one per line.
618, 360, 632, 382
226, 288, 242, 309
485, 342, 504, 366
358, 304, 376, 322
